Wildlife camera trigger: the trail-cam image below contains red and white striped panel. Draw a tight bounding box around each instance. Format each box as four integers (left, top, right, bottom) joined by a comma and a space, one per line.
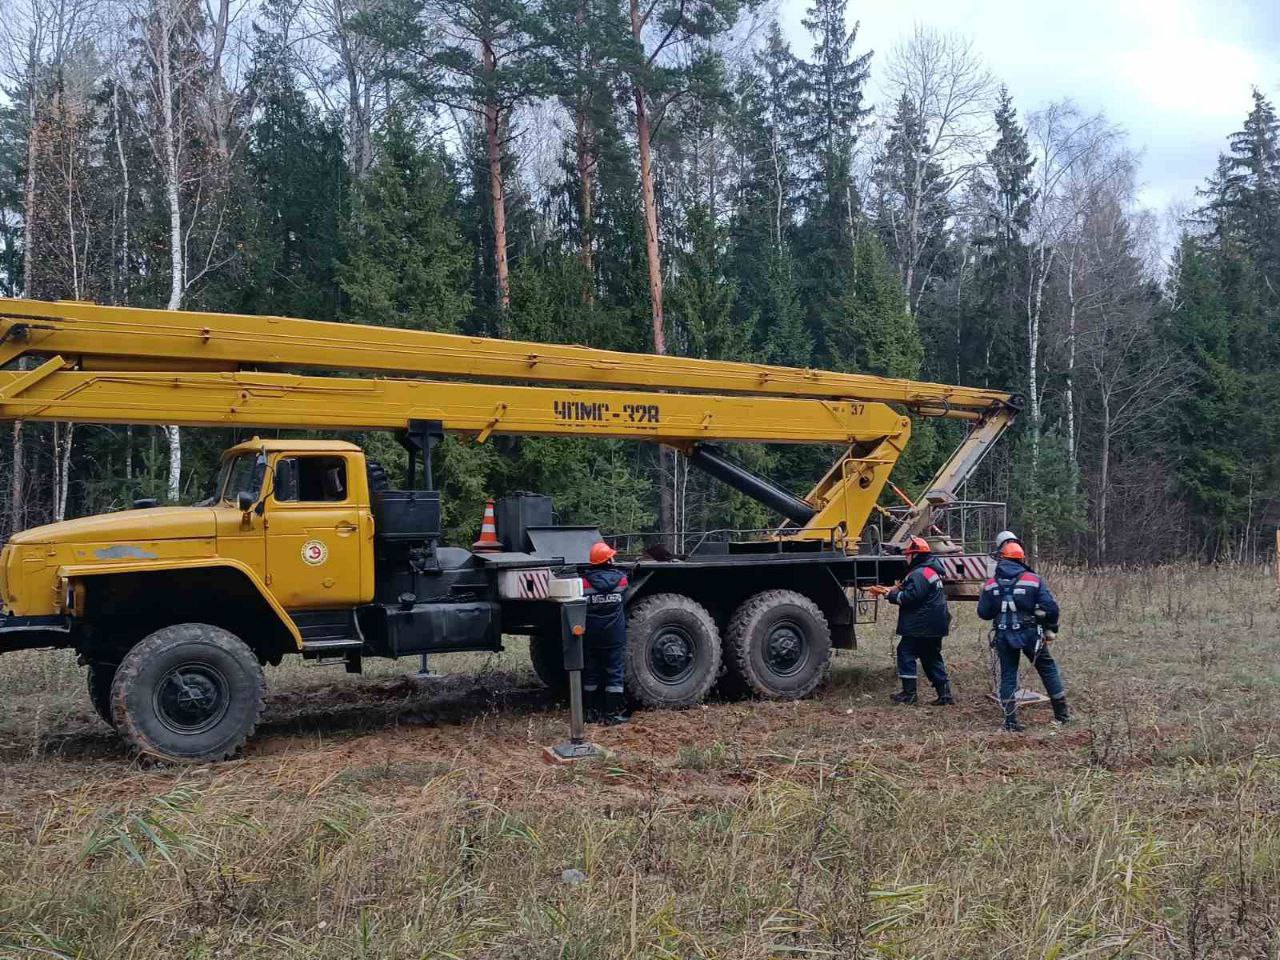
498, 568, 552, 599
939, 554, 994, 582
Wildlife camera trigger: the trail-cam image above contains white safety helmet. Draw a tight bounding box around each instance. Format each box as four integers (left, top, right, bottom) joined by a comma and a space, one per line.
994, 530, 1020, 549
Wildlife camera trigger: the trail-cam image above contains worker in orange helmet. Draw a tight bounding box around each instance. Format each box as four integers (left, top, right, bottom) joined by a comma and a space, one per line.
870, 536, 954, 706
580, 541, 629, 724
977, 538, 1069, 731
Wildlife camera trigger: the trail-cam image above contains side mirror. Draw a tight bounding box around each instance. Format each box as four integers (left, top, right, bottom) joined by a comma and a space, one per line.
237, 490, 255, 512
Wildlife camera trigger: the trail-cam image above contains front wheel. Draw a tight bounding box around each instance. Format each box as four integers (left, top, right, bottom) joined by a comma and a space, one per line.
86, 661, 118, 728
625, 594, 721, 709
110, 623, 265, 762
725, 590, 831, 700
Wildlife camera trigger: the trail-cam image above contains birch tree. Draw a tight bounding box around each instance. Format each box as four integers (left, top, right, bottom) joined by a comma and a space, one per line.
1022, 101, 1113, 453
0, 0, 103, 529
880, 26, 992, 314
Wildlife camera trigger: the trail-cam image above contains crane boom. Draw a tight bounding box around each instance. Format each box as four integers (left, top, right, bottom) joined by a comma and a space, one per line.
0, 298, 1018, 419
0, 361, 907, 445
0, 297, 1018, 545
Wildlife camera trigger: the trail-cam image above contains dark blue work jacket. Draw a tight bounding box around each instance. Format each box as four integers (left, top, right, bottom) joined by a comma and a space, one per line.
977, 559, 1061, 648
887, 557, 952, 638
581, 566, 628, 646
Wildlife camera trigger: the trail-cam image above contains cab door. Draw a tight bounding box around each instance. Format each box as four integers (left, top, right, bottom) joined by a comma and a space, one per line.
263, 453, 369, 609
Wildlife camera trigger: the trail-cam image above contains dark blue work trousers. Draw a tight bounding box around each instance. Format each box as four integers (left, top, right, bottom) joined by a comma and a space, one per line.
896, 635, 949, 688
995, 637, 1065, 710
583, 615, 626, 695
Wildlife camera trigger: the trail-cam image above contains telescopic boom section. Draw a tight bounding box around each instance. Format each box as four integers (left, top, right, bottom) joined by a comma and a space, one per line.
0, 299, 1019, 546
0, 298, 1017, 419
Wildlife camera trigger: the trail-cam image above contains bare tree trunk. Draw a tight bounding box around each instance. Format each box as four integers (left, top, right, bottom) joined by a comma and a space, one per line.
1025, 240, 1052, 456
158, 1, 183, 501
634, 88, 662, 351
9, 423, 24, 534
630, 88, 662, 343
52, 421, 73, 521
769, 129, 783, 251
482, 41, 510, 321
1064, 247, 1078, 468
12, 64, 39, 534
113, 83, 129, 303
21, 64, 37, 296
629, 0, 672, 541
575, 104, 594, 301
1097, 395, 1110, 562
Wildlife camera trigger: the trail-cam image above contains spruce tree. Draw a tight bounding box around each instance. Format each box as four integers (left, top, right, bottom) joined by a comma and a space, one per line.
824, 230, 922, 379
874, 92, 952, 313
968, 87, 1035, 387
669, 204, 752, 361
795, 0, 870, 225
237, 28, 348, 320
727, 23, 807, 365
339, 113, 472, 332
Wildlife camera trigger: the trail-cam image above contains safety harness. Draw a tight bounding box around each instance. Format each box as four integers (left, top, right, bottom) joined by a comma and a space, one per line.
992, 572, 1042, 652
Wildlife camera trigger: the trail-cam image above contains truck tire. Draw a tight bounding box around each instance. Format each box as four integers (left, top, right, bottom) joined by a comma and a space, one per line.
725, 590, 831, 700
625, 594, 721, 709
528, 633, 569, 696
110, 623, 265, 762
87, 661, 118, 728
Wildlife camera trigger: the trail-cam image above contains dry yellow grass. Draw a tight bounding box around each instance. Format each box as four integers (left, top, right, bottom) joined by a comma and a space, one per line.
0, 565, 1277, 958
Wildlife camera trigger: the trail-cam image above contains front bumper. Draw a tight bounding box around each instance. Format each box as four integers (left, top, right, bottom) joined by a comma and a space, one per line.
0, 614, 73, 653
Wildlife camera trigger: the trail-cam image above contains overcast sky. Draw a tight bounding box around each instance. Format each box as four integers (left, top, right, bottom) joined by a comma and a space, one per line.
777, 0, 1280, 216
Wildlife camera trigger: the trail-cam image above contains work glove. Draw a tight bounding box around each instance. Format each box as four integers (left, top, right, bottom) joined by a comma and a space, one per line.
864, 584, 891, 598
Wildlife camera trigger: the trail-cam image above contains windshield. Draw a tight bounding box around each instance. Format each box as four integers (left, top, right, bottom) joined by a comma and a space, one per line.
218, 454, 265, 505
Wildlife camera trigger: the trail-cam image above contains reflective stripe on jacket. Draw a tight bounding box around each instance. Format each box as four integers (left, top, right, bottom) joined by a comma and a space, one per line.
976, 558, 1060, 646
887, 557, 952, 637
581, 566, 629, 635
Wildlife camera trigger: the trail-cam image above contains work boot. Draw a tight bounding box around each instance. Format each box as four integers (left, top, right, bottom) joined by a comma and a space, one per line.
929, 683, 955, 706
1051, 696, 1071, 725
1001, 700, 1023, 732
603, 691, 629, 726
584, 689, 603, 724
890, 679, 918, 705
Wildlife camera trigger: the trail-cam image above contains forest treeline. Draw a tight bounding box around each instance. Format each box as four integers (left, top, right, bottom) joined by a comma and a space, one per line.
0, 0, 1277, 562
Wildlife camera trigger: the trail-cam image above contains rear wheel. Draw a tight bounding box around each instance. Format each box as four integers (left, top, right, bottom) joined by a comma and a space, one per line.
725, 590, 831, 700
110, 623, 265, 762
528, 633, 569, 696
625, 594, 720, 709
86, 661, 118, 728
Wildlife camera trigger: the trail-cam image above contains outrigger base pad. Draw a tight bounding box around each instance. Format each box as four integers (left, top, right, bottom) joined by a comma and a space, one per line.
543, 740, 605, 765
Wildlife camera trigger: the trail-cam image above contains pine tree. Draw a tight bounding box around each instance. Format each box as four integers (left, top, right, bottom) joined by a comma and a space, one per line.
339, 113, 472, 332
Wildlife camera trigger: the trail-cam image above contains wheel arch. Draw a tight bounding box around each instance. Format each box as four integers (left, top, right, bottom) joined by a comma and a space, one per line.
61, 559, 301, 662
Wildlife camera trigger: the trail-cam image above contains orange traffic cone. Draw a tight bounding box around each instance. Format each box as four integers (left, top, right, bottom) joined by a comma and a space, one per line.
472, 499, 501, 552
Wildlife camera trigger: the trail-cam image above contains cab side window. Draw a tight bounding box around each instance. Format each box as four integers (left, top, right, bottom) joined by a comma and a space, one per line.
274, 456, 348, 503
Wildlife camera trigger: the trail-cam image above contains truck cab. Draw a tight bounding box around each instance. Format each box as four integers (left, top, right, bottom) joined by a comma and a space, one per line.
0, 438, 374, 641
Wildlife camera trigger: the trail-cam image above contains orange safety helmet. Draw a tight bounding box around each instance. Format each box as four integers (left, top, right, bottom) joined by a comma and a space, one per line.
999, 541, 1026, 561
903, 536, 932, 558
588, 541, 617, 565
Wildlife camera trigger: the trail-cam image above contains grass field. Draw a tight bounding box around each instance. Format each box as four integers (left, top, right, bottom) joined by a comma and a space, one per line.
0, 565, 1277, 959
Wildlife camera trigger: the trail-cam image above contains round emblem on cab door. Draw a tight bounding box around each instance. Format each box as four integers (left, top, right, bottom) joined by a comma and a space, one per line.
301, 540, 329, 565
